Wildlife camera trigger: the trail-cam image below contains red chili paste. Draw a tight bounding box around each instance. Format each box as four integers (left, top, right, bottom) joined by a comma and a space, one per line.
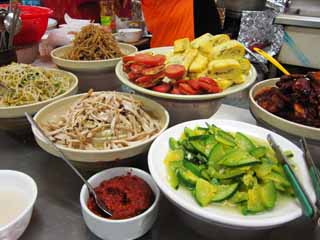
87, 174, 154, 220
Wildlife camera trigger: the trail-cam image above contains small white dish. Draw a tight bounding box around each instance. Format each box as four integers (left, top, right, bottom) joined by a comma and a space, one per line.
148, 119, 316, 230
117, 28, 143, 43
0, 170, 37, 240
80, 167, 160, 240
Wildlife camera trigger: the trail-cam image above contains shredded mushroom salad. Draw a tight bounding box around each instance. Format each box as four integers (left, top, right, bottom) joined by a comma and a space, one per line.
0, 63, 73, 107
42, 91, 161, 150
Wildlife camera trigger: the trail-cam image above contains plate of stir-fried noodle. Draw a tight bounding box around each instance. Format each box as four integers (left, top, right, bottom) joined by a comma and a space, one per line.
0, 63, 79, 119
51, 25, 137, 72
31, 90, 169, 163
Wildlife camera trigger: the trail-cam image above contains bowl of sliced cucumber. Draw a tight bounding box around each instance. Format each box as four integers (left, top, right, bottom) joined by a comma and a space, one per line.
148, 119, 315, 230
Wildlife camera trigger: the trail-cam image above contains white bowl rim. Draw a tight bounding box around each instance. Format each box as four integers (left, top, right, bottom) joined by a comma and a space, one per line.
0, 68, 78, 111
118, 28, 142, 33
148, 119, 315, 228
33, 91, 170, 154
115, 46, 257, 101
80, 167, 160, 223
51, 43, 138, 64
0, 170, 38, 231
249, 78, 320, 133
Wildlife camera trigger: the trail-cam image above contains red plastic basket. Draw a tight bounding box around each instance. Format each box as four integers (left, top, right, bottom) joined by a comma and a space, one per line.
0, 5, 53, 45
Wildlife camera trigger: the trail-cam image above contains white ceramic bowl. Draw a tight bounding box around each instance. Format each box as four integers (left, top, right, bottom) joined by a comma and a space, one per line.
0, 170, 37, 240
31, 92, 169, 168
148, 119, 316, 230
249, 78, 320, 142
116, 47, 257, 125
80, 167, 160, 240
116, 28, 143, 43
51, 43, 137, 72
0, 68, 78, 131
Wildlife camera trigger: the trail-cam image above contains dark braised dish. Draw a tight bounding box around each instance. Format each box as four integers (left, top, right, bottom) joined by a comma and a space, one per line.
254, 72, 320, 128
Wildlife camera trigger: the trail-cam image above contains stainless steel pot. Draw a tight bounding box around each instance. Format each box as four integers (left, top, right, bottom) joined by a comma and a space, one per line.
218, 0, 266, 12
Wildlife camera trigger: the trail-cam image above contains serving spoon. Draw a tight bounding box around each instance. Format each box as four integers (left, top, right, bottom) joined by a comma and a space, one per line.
25, 112, 113, 217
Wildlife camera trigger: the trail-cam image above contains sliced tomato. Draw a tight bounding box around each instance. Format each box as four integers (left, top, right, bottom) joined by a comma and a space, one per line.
165, 64, 186, 80
152, 83, 172, 93
171, 87, 181, 95
122, 55, 136, 64
135, 72, 165, 88
130, 64, 145, 74
198, 77, 219, 86
135, 75, 153, 84
142, 65, 165, 75
123, 62, 133, 73
176, 79, 189, 84
178, 83, 199, 95
127, 71, 141, 81
188, 79, 201, 91
134, 54, 166, 67
198, 81, 221, 93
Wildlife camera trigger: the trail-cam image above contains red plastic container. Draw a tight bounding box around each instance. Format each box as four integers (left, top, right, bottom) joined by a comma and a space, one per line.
0, 5, 53, 45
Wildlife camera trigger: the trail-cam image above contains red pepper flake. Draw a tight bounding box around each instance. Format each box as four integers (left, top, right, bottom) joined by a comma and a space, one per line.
87, 174, 154, 220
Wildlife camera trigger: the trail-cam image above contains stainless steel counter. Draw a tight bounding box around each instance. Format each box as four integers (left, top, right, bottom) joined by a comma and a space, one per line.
1, 65, 320, 240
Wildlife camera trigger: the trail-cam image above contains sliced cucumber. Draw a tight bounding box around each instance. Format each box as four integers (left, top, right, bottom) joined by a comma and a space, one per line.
259, 182, 277, 209
254, 163, 273, 179
183, 160, 203, 177
169, 137, 180, 150
208, 143, 225, 167
195, 179, 217, 207
184, 127, 195, 137
177, 168, 199, 189
164, 149, 184, 164
166, 161, 182, 190
190, 141, 206, 156
229, 191, 248, 204
220, 149, 261, 167
284, 150, 294, 158
190, 135, 216, 157
212, 168, 247, 180
215, 132, 236, 147
235, 132, 255, 152
247, 185, 265, 213
211, 183, 239, 202
265, 172, 291, 187
250, 147, 267, 158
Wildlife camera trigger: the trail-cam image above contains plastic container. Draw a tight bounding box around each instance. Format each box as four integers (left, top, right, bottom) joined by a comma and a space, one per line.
0, 5, 53, 45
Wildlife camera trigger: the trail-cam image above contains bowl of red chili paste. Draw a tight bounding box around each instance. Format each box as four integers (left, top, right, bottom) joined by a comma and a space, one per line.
80, 167, 160, 240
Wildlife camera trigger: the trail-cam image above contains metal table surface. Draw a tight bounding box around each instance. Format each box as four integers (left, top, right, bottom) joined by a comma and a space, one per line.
1, 61, 320, 240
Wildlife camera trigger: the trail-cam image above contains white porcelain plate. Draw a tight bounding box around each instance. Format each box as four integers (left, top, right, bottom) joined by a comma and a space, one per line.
116, 47, 257, 101
148, 119, 315, 229
51, 43, 137, 72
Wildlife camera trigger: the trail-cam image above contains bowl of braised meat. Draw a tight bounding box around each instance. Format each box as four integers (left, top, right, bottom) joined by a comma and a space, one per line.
249, 72, 320, 141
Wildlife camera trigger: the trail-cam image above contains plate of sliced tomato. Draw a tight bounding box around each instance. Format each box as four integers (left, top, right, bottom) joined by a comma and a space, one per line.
115, 47, 257, 101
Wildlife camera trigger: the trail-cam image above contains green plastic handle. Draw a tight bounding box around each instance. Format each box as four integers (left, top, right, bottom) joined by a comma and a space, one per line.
283, 164, 314, 218
310, 167, 320, 202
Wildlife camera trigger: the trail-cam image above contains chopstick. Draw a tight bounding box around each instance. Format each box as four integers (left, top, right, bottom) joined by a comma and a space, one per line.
267, 134, 314, 219
300, 138, 320, 225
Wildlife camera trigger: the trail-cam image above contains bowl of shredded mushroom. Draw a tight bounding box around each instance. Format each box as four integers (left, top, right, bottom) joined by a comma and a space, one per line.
0, 63, 78, 131
31, 90, 169, 168
50, 25, 138, 72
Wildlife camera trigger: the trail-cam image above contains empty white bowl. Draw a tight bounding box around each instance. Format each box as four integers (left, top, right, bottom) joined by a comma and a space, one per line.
0, 170, 37, 240
80, 167, 160, 240
117, 28, 143, 43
